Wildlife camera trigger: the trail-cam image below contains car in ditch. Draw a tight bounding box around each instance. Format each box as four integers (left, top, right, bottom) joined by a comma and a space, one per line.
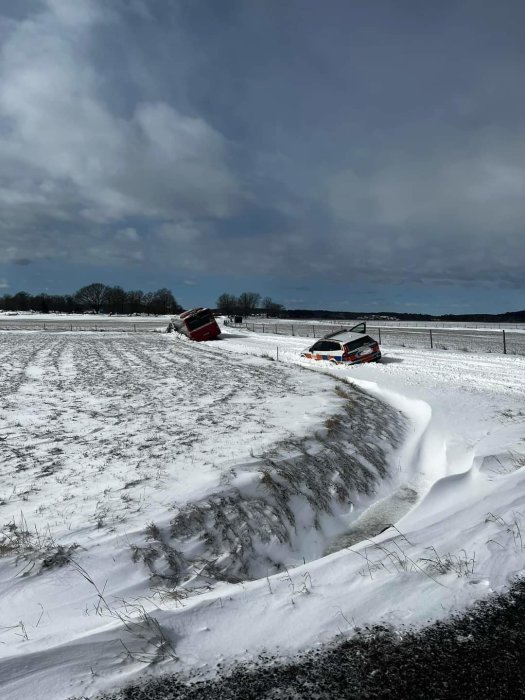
301, 323, 381, 365
169, 307, 221, 341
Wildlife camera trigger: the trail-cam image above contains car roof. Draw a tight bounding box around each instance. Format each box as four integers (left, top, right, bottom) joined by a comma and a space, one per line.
322, 331, 368, 344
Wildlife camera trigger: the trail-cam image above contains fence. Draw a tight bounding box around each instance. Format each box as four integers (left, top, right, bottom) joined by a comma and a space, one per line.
0, 322, 159, 333
240, 322, 525, 356
2, 319, 524, 356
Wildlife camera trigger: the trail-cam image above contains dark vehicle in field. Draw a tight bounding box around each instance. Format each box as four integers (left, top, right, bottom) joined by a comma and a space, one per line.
170, 308, 221, 341
301, 323, 381, 364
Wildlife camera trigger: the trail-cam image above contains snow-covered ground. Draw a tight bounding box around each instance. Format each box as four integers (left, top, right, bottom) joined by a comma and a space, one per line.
0, 312, 171, 322
0, 313, 170, 333
0, 325, 524, 699
242, 317, 525, 355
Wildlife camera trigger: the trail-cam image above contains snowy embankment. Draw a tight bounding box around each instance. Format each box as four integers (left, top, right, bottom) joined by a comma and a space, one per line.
0, 326, 524, 699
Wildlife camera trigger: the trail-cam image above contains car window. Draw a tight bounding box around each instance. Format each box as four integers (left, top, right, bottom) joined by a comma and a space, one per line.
310, 341, 341, 352
345, 336, 374, 352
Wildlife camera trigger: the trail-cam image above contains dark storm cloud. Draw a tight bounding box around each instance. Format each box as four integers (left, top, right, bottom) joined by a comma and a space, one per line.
0, 0, 524, 289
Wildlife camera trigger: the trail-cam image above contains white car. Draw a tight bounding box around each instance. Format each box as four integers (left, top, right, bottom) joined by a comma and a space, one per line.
301, 323, 381, 365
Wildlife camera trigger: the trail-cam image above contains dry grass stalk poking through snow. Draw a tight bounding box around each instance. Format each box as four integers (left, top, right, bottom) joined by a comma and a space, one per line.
0, 513, 79, 574
133, 383, 406, 591
2, 331, 392, 665
70, 560, 178, 664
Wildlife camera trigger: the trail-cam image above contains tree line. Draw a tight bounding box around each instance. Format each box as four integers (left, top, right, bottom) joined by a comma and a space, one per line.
0, 284, 286, 317
0, 283, 182, 315
216, 292, 285, 317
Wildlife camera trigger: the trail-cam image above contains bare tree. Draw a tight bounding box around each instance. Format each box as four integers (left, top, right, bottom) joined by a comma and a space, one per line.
0, 285, 180, 315
216, 293, 239, 315
74, 283, 108, 313
125, 289, 144, 314
238, 292, 260, 316
142, 291, 155, 315
262, 296, 284, 318
104, 286, 126, 314
32, 293, 51, 314
150, 288, 182, 315
11, 291, 31, 311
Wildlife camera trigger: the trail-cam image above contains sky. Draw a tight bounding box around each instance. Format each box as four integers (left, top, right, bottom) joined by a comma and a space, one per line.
0, 0, 524, 314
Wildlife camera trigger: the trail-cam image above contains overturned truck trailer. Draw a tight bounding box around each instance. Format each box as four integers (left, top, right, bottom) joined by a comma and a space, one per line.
170, 307, 221, 341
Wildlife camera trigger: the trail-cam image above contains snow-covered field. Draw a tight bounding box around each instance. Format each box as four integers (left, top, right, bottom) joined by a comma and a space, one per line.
242, 318, 525, 355
0, 313, 170, 333
2, 312, 524, 355
0, 324, 524, 699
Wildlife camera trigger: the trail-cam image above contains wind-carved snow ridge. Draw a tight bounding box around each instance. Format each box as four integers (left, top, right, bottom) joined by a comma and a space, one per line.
130, 384, 407, 591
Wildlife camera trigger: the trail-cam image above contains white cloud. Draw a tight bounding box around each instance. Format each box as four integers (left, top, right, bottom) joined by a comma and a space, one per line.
0, 277, 9, 289
157, 221, 203, 243
0, 1, 523, 292
115, 227, 139, 243
44, 0, 110, 27
327, 144, 525, 232
0, 1, 243, 264
320, 139, 525, 287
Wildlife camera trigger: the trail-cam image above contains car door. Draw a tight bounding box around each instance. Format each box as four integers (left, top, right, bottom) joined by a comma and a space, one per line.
307, 340, 343, 361
347, 322, 366, 334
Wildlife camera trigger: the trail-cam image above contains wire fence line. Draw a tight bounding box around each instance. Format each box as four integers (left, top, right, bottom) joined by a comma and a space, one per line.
0, 322, 158, 333
239, 322, 525, 356
316, 320, 525, 330
1, 319, 524, 356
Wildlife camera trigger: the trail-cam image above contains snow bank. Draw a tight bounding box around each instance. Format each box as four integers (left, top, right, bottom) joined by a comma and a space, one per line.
0, 327, 524, 699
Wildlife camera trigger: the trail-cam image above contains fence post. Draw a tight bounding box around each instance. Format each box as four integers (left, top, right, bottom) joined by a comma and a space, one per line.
277, 346, 279, 361
378, 327, 381, 344
430, 329, 433, 349
70, 324, 73, 331
503, 329, 507, 354
291, 324, 294, 336
263, 324, 265, 333
134, 324, 137, 332
313, 325, 316, 338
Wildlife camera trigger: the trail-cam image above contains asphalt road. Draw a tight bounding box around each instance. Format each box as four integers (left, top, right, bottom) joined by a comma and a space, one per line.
96, 577, 525, 700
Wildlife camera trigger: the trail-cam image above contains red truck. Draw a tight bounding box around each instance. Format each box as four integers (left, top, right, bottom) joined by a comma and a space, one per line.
170, 308, 221, 341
